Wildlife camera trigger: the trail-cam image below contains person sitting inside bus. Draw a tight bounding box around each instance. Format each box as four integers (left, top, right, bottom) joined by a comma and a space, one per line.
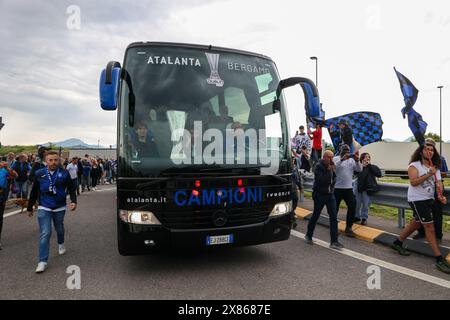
130, 122, 160, 158
218, 105, 233, 124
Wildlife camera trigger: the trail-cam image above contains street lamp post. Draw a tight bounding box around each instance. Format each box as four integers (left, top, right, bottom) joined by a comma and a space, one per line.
438, 86, 443, 156
310, 56, 318, 87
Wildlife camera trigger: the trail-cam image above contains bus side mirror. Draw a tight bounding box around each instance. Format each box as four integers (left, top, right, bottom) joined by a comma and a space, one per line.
274, 77, 323, 122
272, 98, 281, 112
99, 61, 121, 110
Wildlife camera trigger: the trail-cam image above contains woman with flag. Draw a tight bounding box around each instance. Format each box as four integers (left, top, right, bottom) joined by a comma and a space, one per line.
391, 142, 450, 274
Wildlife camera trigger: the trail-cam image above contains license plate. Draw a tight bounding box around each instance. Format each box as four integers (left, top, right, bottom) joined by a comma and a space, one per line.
206, 234, 234, 245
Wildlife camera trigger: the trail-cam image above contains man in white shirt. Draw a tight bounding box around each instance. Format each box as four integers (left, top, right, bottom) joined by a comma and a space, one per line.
333, 144, 362, 237
66, 157, 79, 196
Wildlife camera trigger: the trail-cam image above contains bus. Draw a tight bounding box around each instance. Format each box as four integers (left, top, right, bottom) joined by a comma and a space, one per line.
99, 42, 319, 255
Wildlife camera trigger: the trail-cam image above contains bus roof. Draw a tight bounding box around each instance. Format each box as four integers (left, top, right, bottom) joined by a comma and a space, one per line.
126, 41, 274, 62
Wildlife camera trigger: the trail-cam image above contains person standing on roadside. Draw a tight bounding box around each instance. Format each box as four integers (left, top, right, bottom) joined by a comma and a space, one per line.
66, 157, 79, 196
353, 153, 382, 226
77, 157, 83, 194
27, 151, 77, 273
0, 162, 18, 250
305, 150, 343, 249
29, 146, 48, 183
11, 153, 31, 199
391, 142, 450, 274
6, 153, 16, 199
81, 155, 91, 192
91, 159, 100, 191
308, 123, 323, 168
294, 125, 312, 155
333, 144, 362, 237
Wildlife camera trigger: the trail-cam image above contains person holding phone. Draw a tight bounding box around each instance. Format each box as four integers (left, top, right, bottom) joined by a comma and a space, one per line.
333, 144, 362, 237
354, 153, 382, 225
305, 150, 344, 249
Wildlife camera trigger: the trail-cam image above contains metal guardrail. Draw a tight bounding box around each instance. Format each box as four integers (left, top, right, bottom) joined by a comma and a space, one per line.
302, 177, 450, 228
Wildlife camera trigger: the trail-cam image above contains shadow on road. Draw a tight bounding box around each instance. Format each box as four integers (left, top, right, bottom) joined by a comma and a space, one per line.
124, 245, 274, 274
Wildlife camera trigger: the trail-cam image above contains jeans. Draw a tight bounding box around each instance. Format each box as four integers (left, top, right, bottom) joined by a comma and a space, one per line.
105, 170, 111, 183
334, 188, 356, 230
307, 193, 338, 243
72, 178, 79, 195
37, 209, 65, 263
15, 180, 28, 199
353, 183, 370, 220
81, 175, 90, 191
311, 149, 322, 164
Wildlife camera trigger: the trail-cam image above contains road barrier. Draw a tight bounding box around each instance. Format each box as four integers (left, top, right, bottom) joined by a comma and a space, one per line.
302, 177, 450, 228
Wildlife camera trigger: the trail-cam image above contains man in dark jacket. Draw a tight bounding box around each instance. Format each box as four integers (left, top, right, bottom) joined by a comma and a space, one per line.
330, 120, 354, 155
305, 150, 343, 249
29, 146, 48, 183
27, 151, 77, 273
11, 153, 31, 199
0, 162, 18, 250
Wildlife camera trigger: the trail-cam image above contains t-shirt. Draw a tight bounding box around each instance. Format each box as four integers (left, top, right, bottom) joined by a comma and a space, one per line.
294, 133, 312, 153
311, 127, 322, 150
66, 163, 78, 180
407, 161, 442, 202
333, 156, 362, 189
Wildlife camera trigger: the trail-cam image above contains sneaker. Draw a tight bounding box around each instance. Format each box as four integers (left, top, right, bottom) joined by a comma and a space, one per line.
354, 217, 361, 223
330, 241, 344, 250
361, 219, 367, 226
344, 228, 356, 238
35, 262, 48, 273
391, 243, 411, 256
58, 244, 66, 255
436, 260, 450, 274
304, 235, 314, 245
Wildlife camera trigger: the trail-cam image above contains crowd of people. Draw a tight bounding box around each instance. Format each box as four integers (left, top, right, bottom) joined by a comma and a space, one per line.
292, 122, 449, 274
0, 146, 117, 273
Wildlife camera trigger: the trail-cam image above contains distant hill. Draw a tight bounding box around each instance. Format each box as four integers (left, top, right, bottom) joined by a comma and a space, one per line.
41, 138, 107, 149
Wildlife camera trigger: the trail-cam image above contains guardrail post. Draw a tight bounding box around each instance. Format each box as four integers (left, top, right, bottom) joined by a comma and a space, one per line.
397, 208, 405, 229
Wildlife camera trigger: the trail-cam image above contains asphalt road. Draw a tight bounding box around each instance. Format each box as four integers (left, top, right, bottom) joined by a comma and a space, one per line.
0, 185, 449, 300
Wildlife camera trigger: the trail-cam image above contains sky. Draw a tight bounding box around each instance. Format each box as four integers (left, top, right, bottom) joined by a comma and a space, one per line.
0, 0, 449, 146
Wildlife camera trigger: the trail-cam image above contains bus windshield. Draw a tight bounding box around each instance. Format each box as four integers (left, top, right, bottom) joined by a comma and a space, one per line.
119, 45, 289, 177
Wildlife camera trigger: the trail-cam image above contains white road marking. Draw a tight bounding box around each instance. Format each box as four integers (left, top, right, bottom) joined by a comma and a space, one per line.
291, 229, 450, 289
95, 188, 116, 193
4, 209, 23, 218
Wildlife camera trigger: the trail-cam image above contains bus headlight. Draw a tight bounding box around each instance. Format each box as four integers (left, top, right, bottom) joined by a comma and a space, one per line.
270, 201, 292, 217
119, 210, 162, 225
